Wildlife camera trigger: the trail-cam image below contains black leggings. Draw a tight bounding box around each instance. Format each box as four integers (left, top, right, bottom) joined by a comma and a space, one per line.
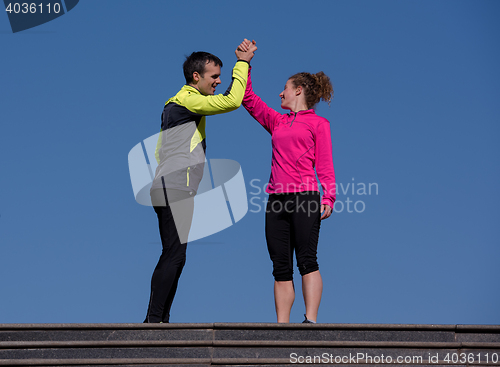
265, 192, 321, 281
145, 189, 194, 323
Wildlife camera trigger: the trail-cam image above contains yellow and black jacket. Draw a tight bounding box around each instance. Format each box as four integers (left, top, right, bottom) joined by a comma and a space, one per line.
151, 60, 249, 194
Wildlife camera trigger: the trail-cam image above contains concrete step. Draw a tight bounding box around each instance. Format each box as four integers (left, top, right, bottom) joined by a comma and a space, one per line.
0, 323, 499, 366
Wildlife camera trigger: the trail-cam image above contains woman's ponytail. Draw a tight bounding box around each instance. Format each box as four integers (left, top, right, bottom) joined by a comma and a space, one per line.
290, 71, 333, 109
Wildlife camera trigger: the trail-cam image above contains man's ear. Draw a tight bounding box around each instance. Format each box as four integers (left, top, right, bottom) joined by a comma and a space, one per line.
192, 71, 200, 83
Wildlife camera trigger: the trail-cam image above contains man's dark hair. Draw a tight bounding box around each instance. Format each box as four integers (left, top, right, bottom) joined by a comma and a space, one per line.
183, 51, 223, 84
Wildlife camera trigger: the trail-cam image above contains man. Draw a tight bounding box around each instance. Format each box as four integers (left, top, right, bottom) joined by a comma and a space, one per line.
144, 41, 257, 323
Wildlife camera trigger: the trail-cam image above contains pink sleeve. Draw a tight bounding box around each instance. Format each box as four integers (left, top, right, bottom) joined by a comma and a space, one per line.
315, 120, 336, 208
242, 67, 281, 134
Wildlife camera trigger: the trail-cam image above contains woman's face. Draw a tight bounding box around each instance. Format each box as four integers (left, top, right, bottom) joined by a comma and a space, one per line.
279, 79, 297, 110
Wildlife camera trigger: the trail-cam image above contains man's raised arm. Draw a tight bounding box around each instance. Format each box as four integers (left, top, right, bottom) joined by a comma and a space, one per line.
181, 40, 257, 116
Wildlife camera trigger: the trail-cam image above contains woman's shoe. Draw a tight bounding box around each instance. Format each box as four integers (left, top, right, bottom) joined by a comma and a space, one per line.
302, 314, 315, 323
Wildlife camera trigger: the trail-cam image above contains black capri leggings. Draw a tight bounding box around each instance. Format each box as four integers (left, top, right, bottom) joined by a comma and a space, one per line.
265, 191, 321, 281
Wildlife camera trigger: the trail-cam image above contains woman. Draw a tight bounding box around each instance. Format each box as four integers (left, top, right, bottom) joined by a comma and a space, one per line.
239, 40, 336, 323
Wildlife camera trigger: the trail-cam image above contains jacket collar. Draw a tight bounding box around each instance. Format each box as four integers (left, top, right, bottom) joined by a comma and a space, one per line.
290, 109, 315, 116
182, 84, 202, 95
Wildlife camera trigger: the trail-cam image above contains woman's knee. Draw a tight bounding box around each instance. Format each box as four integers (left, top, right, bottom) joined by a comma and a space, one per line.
297, 261, 319, 277
272, 266, 294, 282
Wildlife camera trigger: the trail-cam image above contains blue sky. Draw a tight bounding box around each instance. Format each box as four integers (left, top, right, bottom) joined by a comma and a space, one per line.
1, 0, 499, 325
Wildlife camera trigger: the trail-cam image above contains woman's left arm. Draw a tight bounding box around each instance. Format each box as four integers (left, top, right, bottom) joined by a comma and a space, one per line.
315, 119, 336, 219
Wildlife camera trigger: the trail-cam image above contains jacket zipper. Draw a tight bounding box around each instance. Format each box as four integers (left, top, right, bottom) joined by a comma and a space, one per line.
290, 112, 297, 127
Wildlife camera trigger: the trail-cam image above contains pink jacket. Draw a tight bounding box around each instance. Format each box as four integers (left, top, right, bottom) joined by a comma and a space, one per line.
242, 68, 336, 208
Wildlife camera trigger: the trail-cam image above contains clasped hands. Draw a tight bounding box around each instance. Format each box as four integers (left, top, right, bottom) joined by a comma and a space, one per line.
235, 38, 257, 63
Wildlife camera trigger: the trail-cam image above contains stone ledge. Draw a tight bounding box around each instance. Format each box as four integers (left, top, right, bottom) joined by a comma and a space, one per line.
0, 323, 498, 366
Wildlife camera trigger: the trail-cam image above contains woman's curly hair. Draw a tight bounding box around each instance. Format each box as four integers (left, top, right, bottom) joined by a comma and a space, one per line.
289, 71, 333, 110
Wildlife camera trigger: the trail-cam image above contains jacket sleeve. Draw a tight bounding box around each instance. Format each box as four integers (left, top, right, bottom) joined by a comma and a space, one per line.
181, 61, 249, 116
242, 67, 281, 134
315, 120, 336, 208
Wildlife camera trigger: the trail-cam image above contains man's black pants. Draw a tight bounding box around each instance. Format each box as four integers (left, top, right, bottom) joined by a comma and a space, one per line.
145, 188, 194, 323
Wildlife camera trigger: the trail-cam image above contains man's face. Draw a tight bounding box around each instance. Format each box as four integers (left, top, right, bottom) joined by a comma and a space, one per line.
194, 61, 221, 95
